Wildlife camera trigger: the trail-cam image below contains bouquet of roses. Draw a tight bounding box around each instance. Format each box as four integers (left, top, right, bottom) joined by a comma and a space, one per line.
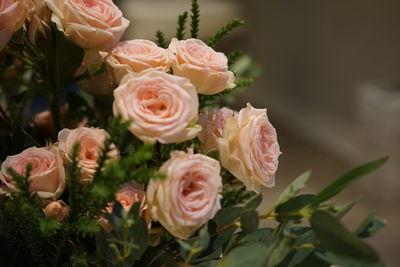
0, 0, 388, 266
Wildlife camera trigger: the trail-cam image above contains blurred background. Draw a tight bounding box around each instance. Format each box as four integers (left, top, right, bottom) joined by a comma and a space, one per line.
118, 0, 400, 265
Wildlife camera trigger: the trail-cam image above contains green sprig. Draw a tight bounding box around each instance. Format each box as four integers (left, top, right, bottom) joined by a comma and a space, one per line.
228, 50, 243, 67
207, 19, 245, 47
155, 30, 167, 48
190, 0, 200, 38
176, 11, 188, 40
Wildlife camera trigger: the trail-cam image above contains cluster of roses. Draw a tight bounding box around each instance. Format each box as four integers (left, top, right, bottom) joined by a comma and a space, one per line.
0, 0, 281, 239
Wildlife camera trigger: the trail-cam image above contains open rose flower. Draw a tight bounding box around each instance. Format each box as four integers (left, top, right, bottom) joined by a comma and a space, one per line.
102, 39, 171, 84
0, 146, 66, 201
113, 70, 200, 144
168, 38, 235, 95
45, 0, 129, 50
217, 103, 281, 193
0, 0, 30, 51
57, 127, 119, 183
147, 150, 222, 239
198, 107, 236, 153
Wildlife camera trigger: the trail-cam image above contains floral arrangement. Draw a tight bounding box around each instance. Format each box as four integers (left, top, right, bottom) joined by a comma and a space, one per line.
0, 0, 388, 266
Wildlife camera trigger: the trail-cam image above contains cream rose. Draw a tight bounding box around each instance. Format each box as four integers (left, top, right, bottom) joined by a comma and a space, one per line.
0, 0, 29, 51
168, 38, 235, 95
0, 146, 66, 200
45, 0, 129, 50
57, 127, 119, 183
147, 150, 222, 239
102, 39, 171, 84
218, 103, 281, 193
198, 107, 236, 153
113, 70, 200, 144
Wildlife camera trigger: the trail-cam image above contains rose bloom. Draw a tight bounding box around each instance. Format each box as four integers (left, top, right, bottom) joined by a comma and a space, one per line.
113, 70, 200, 144
45, 0, 129, 50
217, 104, 281, 193
57, 127, 119, 183
168, 38, 235, 95
102, 39, 171, 84
43, 200, 69, 222
0, 0, 30, 50
0, 146, 66, 201
198, 107, 236, 153
147, 150, 222, 239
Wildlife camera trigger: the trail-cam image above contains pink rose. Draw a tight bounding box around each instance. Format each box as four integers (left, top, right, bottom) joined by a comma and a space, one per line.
57, 127, 119, 183
0, 146, 66, 200
147, 150, 222, 239
198, 107, 236, 153
102, 39, 171, 84
45, 0, 129, 50
113, 70, 200, 144
0, 0, 30, 50
218, 103, 281, 193
168, 38, 235, 95
43, 200, 69, 222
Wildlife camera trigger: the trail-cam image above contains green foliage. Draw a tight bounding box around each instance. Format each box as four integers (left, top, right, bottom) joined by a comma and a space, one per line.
176, 11, 189, 40
155, 30, 167, 48
310, 210, 381, 264
207, 19, 245, 47
190, 0, 200, 38
227, 50, 243, 67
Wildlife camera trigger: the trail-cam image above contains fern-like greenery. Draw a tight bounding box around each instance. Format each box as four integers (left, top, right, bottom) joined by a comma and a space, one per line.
190, 0, 200, 38
176, 11, 188, 40
207, 19, 245, 47
228, 50, 243, 67
155, 30, 167, 48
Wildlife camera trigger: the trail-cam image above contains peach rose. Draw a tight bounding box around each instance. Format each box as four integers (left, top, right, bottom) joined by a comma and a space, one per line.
0, 0, 30, 50
218, 104, 281, 193
198, 107, 236, 153
57, 127, 119, 183
102, 39, 171, 84
147, 150, 222, 239
43, 200, 69, 222
113, 70, 200, 144
168, 38, 235, 95
45, 0, 129, 50
0, 146, 66, 200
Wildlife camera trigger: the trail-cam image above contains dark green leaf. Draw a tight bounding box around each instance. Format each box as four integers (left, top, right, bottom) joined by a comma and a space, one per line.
216, 243, 267, 267
265, 229, 297, 267
277, 170, 311, 204
130, 217, 149, 261
239, 227, 274, 246
275, 194, 314, 222
335, 197, 360, 219
310, 211, 380, 263
243, 194, 262, 211
240, 210, 259, 234
356, 210, 387, 238
311, 157, 388, 206
212, 207, 242, 228
212, 227, 237, 249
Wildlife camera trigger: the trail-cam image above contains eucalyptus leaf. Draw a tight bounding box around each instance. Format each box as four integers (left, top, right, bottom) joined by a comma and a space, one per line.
212, 207, 242, 228
316, 252, 385, 267
335, 197, 360, 219
356, 210, 387, 238
310, 210, 380, 263
311, 157, 388, 206
216, 243, 267, 267
277, 170, 311, 204
240, 210, 259, 234
243, 194, 263, 211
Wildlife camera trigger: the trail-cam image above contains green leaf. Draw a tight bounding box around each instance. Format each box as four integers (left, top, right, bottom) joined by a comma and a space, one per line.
240, 210, 259, 234
356, 210, 387, 238
216, 243, 267, 267
243, 194, 262, 211
207, 19, 245, 47
335, 197, 360, 219
130, 217, 149, 261
51, 23, 84, 88
239, 228, 274, 246
310, 210, 381, 263
316, 252, 385, 267
212, 227, 237, 250
311, 157, 388, 206
212, 207, 242, 228
265, 228, 297, 267
277, 170, 311, 204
